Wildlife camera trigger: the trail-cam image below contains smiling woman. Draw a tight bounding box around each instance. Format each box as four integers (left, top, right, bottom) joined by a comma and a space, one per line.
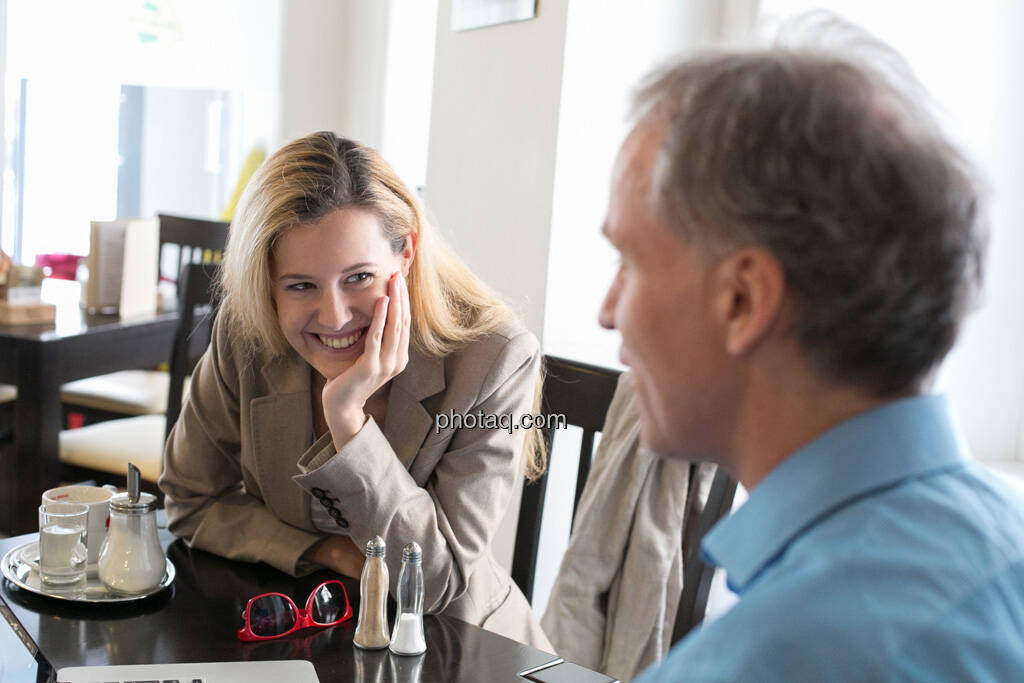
157, 132, 551, 650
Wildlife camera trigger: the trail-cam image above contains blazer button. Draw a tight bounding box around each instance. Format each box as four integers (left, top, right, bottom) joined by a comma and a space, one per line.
311, 487, 326, 498
335, 517, 350, 528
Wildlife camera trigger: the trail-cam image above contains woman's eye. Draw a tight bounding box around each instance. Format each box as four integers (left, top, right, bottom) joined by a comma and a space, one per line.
287, 282, 315, 291
345, 272, 372, 284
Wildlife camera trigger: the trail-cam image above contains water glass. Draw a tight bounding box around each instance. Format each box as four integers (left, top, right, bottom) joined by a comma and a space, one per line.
38, 502, 88, 586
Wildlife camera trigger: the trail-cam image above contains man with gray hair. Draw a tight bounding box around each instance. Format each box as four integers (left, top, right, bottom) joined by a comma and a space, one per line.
598, 23, 1024, 681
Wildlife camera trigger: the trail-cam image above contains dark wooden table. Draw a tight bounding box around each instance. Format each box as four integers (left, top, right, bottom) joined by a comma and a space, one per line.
0, 280, 178, 534
0, 533, 562, 682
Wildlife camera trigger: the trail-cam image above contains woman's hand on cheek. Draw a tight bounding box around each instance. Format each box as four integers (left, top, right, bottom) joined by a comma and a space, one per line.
322, 272, 411, 451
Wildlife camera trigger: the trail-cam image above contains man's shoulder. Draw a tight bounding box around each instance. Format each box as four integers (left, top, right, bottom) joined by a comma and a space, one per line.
646, 463, 1024, 682
784, 461, 1024, 629
812, 461, 1024, 577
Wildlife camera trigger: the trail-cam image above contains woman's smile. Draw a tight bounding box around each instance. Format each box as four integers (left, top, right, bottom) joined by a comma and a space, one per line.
316, 328, 364, 349
311, 328, 366, 352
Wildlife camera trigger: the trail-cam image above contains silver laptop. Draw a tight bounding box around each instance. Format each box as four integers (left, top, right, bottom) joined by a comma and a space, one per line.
57, 659, 320, 683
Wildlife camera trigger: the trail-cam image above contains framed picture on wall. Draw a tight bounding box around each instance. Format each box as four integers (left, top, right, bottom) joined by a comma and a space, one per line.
451, 0, 537, 32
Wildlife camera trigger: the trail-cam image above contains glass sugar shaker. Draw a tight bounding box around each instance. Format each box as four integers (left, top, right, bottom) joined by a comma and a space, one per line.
98, 463, 166, 595
354, 536, 391, 649
389, 542, 426, 656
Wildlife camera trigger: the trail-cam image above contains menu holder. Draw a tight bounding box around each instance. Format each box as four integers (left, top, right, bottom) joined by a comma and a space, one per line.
85, 218, 159, 316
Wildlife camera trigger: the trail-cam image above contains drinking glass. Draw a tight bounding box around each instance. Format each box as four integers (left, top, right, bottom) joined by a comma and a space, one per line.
38, 502, 88, 586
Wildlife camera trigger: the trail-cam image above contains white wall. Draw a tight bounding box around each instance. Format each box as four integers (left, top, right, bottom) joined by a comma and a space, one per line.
423, 0, 569, 339
379, 0, 439, 197
279, 0, 389, 149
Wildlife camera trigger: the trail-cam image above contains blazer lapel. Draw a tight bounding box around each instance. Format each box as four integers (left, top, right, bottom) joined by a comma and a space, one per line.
250, 351, 314, 529
384, 344, 446, 470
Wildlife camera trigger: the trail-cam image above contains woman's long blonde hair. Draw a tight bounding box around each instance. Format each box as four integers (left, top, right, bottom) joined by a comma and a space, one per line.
219, 132, 545, 478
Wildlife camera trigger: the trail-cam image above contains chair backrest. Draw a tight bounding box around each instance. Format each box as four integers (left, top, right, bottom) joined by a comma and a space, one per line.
511, 355, 621, 604
671, 466, 738, 643
164, 262, 220, 439
157, 213, 229, 291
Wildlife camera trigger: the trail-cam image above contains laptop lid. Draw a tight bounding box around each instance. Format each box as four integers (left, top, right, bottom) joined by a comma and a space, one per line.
57, 659, 320, 683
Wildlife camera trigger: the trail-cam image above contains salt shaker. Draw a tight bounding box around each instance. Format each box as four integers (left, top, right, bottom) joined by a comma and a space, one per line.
97, 463, 165, 595
354, 536, 391, 649
389, 542, 426, 656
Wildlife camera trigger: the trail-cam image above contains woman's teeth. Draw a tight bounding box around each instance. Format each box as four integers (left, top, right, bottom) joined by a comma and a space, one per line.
317, 329, 363, 349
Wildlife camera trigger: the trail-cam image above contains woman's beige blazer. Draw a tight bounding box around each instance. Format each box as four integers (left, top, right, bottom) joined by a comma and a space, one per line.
159, 316, 550, 650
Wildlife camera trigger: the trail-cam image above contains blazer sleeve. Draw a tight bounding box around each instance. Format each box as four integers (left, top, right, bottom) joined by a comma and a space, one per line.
159, 317, 321, 575
293, 330, 540, 613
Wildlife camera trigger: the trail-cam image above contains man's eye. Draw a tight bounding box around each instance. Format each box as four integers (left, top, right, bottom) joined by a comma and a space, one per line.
346, 272, 372, 284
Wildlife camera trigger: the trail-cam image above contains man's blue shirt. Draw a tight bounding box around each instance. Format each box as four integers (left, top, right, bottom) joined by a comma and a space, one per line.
635, 395, 1024, 682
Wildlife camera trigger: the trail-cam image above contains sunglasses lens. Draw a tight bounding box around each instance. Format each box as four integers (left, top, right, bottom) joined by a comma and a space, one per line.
248, 595, 297, 637
310, 582, 347, 624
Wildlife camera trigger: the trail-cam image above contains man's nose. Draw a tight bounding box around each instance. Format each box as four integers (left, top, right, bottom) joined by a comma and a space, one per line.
598, 277, 619, 331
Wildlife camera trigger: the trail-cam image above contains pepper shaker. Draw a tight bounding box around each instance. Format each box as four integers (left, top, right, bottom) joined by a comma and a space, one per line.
389, 542, 426, 656
354, 536, 390, 649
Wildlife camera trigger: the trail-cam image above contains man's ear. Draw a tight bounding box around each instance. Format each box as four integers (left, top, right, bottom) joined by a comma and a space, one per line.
710, 248, 786, 356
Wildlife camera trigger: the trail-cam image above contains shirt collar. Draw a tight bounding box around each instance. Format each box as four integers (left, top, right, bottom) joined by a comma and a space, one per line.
702, 394, 970, 592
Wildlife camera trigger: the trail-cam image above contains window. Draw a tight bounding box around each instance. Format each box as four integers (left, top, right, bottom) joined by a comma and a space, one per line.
0, 0, 282, 263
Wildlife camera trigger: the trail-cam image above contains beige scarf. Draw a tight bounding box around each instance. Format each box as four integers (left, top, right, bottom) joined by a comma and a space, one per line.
540, 372, 714, 681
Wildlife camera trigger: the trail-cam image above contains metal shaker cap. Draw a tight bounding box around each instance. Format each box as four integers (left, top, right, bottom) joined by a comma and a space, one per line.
110, 461, 155, 513
365, 536, 386, 558
402, 542, 422, 563
109, 491, 157, 514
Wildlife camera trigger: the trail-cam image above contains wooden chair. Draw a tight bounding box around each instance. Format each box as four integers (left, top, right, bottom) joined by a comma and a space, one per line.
58, 263, 220, 494
60, 214, 228, 424
155, 213, 230, 292
0, 383, 14, 442
671, 466, 738, 643
511, 355, 622, 604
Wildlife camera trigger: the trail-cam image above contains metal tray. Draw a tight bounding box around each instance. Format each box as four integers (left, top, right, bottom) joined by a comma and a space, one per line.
1, 540, 174, 603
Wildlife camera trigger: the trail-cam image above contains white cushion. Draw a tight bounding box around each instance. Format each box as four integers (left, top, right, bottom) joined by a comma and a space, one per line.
61, 370, 171, 415
0, 384, 15, 403
59, 414, 166, 483
61, 370, 170, 415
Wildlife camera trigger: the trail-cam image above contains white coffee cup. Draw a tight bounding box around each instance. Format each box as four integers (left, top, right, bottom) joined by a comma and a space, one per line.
41, 485, 118, 564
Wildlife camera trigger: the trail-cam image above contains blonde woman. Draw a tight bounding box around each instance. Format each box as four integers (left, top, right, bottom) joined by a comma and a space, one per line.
159, 132, 550, 649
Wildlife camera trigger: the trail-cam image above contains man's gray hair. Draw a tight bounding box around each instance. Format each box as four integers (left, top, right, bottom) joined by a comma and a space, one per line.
633, 15, 986, 396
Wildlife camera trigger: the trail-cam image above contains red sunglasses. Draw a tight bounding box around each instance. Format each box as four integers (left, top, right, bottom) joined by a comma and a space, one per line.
237, 580, 352, 642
